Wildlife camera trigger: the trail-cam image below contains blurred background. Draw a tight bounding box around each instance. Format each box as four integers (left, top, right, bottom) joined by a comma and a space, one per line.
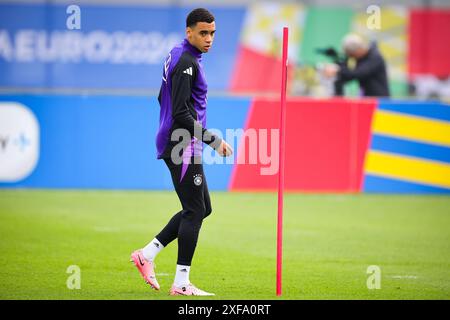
0, 0, 449, 194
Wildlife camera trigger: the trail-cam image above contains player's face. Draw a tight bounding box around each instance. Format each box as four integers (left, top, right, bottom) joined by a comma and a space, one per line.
186, 21, 216, 53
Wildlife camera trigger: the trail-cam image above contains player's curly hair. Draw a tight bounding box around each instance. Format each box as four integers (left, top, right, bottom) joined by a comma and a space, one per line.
186, 8, 215, 28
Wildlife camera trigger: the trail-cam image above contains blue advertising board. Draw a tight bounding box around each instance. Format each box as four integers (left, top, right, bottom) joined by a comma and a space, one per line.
0, 3, 245, 90
0, 94, 251, 190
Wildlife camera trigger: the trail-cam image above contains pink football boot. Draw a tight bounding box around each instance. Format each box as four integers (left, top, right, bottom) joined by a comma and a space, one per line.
130, 249, 160, 290
169, 283, 215, 296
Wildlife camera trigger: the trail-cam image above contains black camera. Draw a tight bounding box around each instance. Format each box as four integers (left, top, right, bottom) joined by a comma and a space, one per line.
315, 47, 345, 65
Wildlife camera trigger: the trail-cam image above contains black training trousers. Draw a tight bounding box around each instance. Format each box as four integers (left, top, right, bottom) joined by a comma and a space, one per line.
155, 156, 211, 266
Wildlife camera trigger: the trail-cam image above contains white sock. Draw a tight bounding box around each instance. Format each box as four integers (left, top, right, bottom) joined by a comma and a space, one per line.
142, 238, 164, 262
174, 265, 190, 287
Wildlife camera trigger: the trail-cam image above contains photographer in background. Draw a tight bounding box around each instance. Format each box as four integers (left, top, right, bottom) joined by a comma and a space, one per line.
322, 34, 390, 97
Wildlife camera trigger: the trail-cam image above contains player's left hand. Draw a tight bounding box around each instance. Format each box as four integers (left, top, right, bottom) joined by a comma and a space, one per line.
218, 140, 233, 157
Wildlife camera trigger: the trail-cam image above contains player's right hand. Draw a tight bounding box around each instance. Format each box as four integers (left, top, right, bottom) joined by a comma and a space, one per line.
218, 140, 233, 157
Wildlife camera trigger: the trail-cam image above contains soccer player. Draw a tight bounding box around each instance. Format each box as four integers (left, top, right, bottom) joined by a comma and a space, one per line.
131, 8, 232, 296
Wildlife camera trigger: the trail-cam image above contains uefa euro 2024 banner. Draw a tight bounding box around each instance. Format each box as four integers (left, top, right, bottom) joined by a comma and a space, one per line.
0, 3, 244, 89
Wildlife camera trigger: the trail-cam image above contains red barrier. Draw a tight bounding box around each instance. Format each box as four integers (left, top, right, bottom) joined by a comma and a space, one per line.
229, 98, 377, 192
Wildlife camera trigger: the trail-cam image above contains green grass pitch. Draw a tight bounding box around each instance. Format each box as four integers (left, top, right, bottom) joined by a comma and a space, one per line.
0, 190, 449, 300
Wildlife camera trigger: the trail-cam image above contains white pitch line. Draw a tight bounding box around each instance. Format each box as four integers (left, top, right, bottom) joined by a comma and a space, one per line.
390, 275, 418, 279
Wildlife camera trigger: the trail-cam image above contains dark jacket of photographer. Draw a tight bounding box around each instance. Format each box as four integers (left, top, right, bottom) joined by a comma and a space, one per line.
336, 43, 390, 97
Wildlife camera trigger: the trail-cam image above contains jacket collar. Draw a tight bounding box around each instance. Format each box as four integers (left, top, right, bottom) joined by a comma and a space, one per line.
183, 39, 202, 59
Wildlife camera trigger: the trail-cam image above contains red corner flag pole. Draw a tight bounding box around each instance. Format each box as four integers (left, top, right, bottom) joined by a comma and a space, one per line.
277, 27, 288, 296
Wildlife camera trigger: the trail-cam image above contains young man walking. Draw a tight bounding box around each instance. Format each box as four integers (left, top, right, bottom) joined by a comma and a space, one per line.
131, 8, 232, 296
